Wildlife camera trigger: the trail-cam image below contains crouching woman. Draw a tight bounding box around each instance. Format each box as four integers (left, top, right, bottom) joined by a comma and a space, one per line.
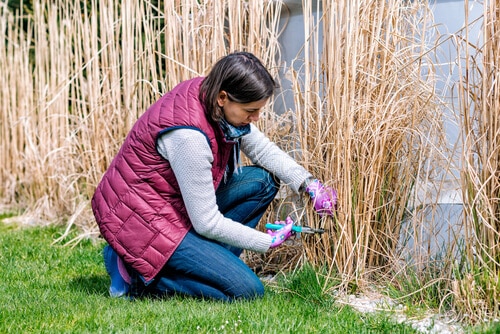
91, 52, 337, 301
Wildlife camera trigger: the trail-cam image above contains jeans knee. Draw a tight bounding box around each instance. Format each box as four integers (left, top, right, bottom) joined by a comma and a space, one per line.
236, 279, 265, 300
257, 167, 279, 199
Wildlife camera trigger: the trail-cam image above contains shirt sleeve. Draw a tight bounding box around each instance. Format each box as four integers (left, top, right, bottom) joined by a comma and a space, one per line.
156, 128, 272, 253
241, 124, 313, 193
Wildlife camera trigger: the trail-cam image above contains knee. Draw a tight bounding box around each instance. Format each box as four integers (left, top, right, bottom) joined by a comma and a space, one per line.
225, 263, 265, 301
234, 278, 265, 301
256, 167, 280, 199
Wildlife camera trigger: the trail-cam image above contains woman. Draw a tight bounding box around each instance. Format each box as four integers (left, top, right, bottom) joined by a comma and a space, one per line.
91, 52, 337, 301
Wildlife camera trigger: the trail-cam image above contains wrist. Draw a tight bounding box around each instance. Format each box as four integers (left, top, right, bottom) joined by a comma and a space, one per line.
301, 177, 316, 193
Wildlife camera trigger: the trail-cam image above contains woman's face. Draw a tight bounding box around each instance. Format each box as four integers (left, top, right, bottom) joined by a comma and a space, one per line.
217, 91, 268, 127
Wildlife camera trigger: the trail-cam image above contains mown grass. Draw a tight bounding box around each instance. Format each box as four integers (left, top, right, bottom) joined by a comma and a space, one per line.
0, 221, 424, 334
2, 219, 500, 333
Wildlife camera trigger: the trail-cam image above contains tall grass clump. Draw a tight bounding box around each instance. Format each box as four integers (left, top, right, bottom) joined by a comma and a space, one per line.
281, 0, 442, 290
0, 0, 283, 236
454, 0, 500, 322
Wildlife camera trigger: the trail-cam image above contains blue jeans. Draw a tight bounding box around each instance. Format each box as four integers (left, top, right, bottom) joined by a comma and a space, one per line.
130, 166, 279, 301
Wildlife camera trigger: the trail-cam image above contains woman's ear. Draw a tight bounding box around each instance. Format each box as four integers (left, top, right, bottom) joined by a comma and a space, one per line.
217, 91, 227, 107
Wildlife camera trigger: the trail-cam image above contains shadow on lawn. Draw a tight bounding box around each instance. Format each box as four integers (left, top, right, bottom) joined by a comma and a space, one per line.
69, 274, 109, 295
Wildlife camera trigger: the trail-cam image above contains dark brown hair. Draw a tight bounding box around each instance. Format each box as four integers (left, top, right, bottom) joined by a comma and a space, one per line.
199, 52, 276, 121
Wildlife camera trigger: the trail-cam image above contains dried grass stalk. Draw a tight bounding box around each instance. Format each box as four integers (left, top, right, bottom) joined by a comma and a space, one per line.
0, 0, 283, 230
455, 0, 500, 322
281, 0, 441, 290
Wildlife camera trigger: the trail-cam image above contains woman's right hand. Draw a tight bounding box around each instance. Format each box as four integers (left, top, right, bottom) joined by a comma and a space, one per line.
268, 217, 294, 248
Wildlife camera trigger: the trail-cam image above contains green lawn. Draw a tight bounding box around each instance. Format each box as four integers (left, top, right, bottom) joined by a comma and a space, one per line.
0, 221, 493, 333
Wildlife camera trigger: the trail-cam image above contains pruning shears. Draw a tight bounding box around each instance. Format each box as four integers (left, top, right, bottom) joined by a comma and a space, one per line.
265, 223, 325, 234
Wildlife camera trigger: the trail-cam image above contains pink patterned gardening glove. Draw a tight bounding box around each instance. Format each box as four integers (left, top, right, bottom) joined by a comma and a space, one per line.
268, 216, 294, 248
306, 179, 338, 217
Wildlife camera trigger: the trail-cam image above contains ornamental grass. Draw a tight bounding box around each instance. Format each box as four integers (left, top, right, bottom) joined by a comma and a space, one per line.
453, 0, 500, 322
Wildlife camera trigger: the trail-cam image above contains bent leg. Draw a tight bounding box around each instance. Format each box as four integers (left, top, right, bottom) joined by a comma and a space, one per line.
130, 166, 278, 301
145, 230, 264, 301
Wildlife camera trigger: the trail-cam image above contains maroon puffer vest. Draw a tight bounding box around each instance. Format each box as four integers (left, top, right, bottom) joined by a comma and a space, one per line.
91, 77, 234, 282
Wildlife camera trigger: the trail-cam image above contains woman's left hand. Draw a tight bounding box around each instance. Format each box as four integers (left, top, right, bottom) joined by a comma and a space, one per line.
306, 179, 338, 216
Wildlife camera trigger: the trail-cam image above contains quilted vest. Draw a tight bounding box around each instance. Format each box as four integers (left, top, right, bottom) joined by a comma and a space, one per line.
91, 77, 235, 282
